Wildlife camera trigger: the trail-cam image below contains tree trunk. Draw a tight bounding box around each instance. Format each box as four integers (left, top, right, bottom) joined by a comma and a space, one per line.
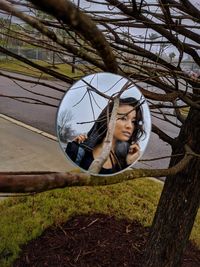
142, 107, 200, 267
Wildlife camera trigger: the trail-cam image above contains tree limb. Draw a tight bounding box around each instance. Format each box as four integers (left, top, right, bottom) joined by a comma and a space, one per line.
0, 146, 194, 193
0, 0, 106, 71
28, 0, 118, 73
0, 45, 73, 83
152, 124, 175, 145
88, 97, 119, 174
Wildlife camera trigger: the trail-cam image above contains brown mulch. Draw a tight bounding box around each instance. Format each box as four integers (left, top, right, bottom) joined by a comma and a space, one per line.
13, 214, 200, 267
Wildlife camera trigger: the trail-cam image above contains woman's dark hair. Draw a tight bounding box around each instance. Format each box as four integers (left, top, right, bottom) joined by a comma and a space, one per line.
82, 97, 145, 153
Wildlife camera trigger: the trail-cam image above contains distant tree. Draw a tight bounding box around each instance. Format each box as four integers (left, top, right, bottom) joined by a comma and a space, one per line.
169, 51, 176, 63
57, 110, 75, 143
148, 32, 159, 51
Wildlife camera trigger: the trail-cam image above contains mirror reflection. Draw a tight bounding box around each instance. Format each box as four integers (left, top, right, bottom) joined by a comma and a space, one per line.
57, 73, 151, 175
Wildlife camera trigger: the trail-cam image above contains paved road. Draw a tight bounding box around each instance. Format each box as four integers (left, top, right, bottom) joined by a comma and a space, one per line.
0, 114, 73, 172
0, 72, 180, 170
0, 72, 67, 135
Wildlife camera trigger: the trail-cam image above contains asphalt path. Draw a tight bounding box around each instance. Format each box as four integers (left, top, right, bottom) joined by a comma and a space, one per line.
0, 115, 71, 172
0, 72, 181, 170
0, 71, 66, 135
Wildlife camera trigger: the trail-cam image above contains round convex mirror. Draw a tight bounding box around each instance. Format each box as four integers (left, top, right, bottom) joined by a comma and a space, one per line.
56, 72, 151, 176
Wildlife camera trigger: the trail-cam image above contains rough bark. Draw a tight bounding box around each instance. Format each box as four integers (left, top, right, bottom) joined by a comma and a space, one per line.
143, 107, 200, 267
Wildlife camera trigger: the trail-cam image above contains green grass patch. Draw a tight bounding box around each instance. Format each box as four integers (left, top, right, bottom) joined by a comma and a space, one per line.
0, 60, 83, 79
0, 178, 199, 267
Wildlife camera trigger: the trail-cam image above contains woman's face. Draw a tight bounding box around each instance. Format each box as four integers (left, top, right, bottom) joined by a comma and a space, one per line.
113, 104, 136, 142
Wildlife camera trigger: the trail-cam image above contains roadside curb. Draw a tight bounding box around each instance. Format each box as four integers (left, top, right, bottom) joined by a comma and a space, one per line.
0, 114, 57, 141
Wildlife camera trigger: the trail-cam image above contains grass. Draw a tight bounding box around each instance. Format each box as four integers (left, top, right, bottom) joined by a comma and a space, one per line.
0, 178, 199, 267
0, 59, 83, 79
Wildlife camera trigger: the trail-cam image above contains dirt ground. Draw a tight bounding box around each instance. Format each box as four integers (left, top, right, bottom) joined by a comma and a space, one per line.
14, 214, 200, 267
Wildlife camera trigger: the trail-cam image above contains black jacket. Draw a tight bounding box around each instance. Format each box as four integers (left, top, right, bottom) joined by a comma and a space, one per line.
65, 142, 121, 174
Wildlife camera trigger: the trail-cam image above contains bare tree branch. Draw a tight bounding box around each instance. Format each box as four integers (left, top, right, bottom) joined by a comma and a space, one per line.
28, 0, 118, 73
88, 97, 120, 174
0, 145, 194, 193
152, 123, 175, 145
0, 45, 73, 83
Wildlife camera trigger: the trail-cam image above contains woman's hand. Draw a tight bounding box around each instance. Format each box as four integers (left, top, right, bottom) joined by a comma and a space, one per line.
126, 143, 140, 165
72, 134, 87, 144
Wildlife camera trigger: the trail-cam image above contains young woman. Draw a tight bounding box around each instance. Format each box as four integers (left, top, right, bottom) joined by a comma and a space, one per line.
65, 97, 145, 174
